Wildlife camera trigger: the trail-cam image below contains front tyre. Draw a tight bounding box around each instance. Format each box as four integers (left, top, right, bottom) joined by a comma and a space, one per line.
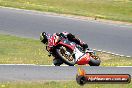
53, 58, 63, 66
56, 46, 75, 66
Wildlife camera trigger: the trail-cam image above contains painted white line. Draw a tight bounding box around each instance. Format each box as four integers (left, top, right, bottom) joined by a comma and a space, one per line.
0, 6, 131, 58
115, 54, 119, 56
0, 6, 93, 21
0, 6, 132, 28
116, 66, 132, 67
111, 53, 115, 55
106, 52, 111, 54
120, 55, 125, 57
97, 50, 102, 52
92, 48, 131, 57
0, 64, 69, 66
0, 64, 31, 65
126, 56, 131, 58
102, 51, 106, 53
93, 49, 97, 51
0, 64, 132, 67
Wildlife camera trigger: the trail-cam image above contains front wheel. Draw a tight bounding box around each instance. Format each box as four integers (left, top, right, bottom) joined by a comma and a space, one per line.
53, 58, 63, 66
56, 46, 76, 66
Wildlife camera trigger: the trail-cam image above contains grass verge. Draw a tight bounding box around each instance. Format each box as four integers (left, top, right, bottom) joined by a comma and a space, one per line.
0, 34, 132, 66
0, 34, 52, 65
0, 0, 132, 23
0, 81, 132, 88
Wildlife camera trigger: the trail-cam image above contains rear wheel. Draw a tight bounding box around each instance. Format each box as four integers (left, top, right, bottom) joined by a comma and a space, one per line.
88, 52, 101, 66
89, 57, 101, 66
56, 46, 76, 66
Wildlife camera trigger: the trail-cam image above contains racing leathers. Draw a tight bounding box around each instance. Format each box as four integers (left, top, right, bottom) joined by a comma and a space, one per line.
56, 32, 88, 51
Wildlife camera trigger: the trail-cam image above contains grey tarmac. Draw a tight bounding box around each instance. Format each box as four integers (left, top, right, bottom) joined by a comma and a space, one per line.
0, 65, 132, 81
0, 8, 132, 56
0, 8, 132, 82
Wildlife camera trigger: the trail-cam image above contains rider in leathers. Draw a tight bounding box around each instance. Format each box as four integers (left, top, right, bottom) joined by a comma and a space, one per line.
40, 31, 99, 66
40, 31, 88, 65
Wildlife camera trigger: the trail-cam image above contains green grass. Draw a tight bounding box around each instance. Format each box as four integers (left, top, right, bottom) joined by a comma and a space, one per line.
0, 34, 52, 65
0, 81, 132, 88
97, 52, 132, 66
0, 34, 132, 66
0, 0, 132, 22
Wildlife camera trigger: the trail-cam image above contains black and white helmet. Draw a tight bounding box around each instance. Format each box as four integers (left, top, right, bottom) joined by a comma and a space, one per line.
40, 32, 48, 44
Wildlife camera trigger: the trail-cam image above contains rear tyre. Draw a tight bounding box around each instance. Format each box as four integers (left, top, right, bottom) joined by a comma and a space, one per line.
89, 57, 101, 66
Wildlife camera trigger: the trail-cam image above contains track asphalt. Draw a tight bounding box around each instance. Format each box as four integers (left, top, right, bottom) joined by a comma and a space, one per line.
0, 8, 132, 56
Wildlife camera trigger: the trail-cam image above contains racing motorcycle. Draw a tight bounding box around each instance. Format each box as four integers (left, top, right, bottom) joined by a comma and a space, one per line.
46, 34, 101, 66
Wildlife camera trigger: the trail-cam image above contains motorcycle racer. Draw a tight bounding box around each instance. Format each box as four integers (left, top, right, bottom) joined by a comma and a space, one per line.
40, 31, 100, 66
40, 31, 88, 51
